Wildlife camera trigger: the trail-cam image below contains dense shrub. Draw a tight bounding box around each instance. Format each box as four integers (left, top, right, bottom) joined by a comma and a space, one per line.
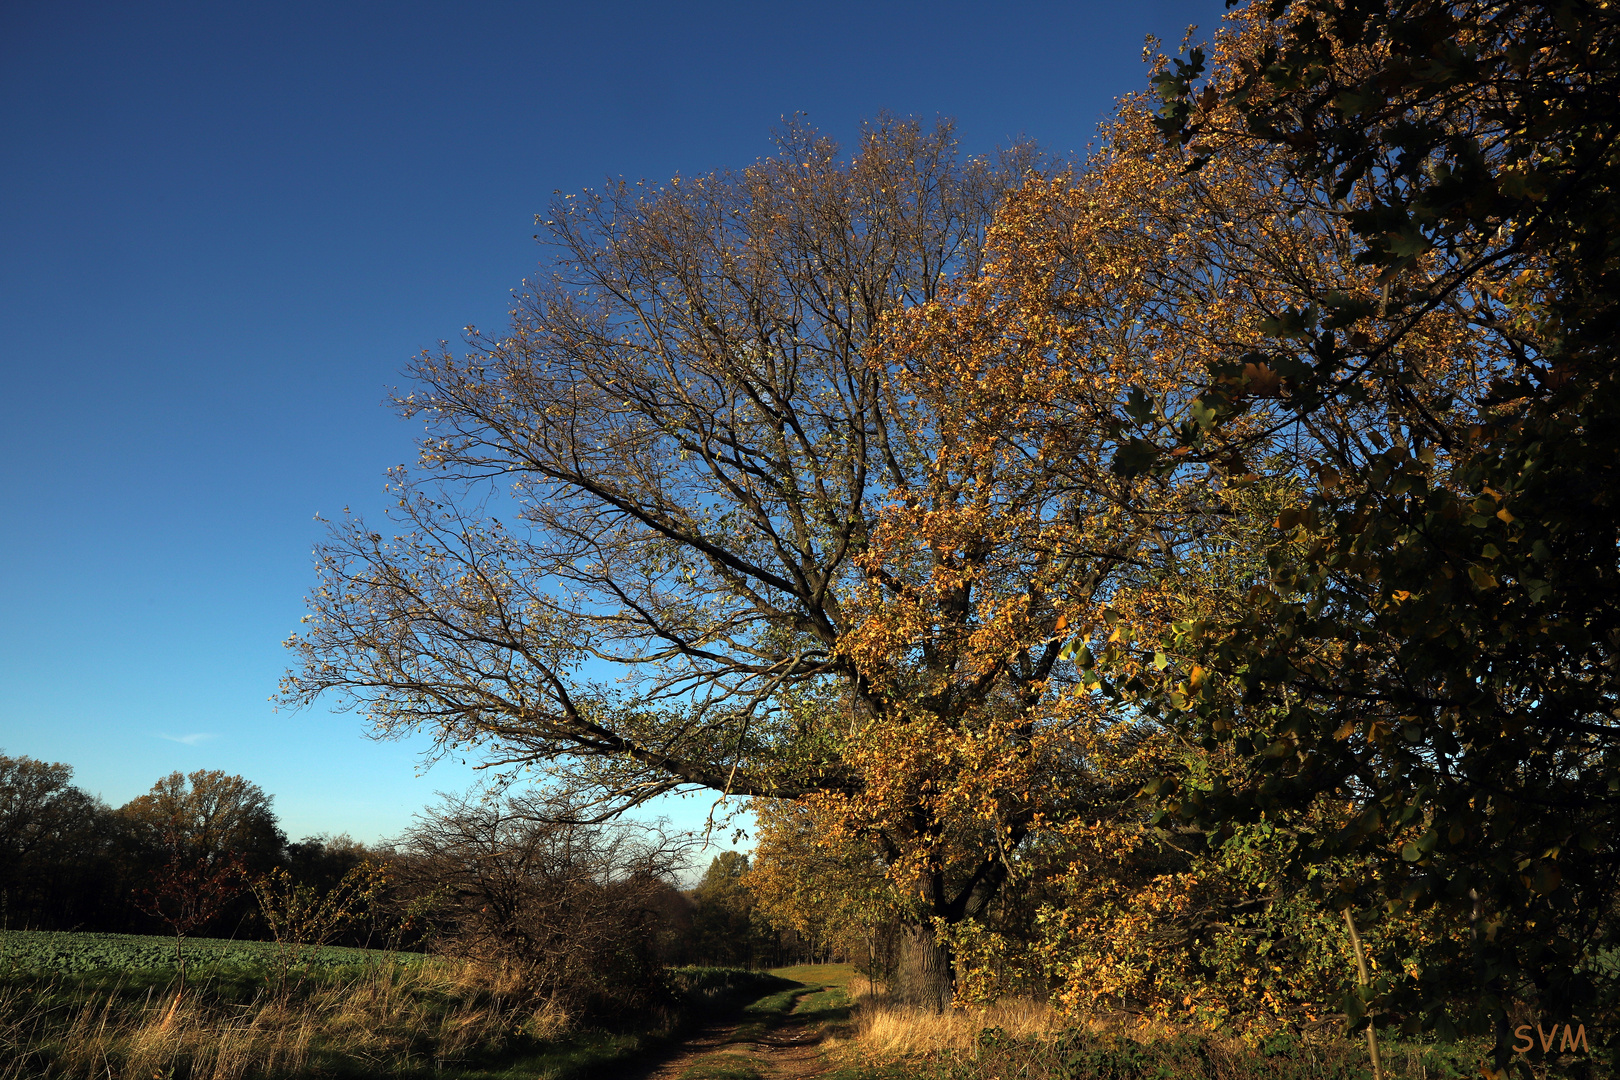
390, 790, 688, 1016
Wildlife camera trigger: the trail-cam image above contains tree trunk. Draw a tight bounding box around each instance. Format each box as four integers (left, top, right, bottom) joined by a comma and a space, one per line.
895, 922, 953, 1012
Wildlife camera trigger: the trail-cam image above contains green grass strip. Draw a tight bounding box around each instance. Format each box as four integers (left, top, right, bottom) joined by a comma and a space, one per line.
677, 1052, 767, 1080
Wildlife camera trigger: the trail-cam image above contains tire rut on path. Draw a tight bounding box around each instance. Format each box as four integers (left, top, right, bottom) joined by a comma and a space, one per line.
626, 988, 836, 1080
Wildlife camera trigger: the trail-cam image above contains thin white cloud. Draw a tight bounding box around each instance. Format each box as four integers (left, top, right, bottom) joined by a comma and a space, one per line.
157, 732, 217, 746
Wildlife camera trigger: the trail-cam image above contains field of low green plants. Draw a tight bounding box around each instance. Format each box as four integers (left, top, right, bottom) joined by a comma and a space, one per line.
0, 929, 422, 978
0, 932, 799, 1080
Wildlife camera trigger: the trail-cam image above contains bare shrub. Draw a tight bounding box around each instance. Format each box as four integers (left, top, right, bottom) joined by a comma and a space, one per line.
390, 790, 690, 1016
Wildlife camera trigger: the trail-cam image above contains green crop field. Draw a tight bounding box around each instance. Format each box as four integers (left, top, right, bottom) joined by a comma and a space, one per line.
0, 929, 423, 978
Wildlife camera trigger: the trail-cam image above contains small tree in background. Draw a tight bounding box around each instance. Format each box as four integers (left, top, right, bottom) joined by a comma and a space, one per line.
251, 861, 391, 993
119, 769, 285, 873
0, 751, 114, 932
122, 769, 286, 996
133, 849, 247, 998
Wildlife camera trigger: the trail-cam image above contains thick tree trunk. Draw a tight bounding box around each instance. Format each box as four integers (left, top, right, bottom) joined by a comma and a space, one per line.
894, 922, 953, 1012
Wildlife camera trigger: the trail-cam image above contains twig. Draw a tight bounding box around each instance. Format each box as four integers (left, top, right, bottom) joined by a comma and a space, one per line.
1343, 909, 1385, 1080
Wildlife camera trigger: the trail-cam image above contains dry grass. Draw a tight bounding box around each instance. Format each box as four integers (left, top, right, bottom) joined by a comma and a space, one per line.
845, 995, 1063, 1056
833, 997, 1489, 1080
0, 958, 573, 1080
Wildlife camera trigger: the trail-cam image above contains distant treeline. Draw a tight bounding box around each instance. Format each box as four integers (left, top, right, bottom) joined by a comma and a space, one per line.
2, 754, 302, 939
0, 751, 834, 978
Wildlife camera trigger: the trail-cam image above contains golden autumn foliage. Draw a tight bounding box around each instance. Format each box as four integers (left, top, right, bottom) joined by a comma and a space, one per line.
282, 117, 1078, 1006
746, 799, 902, 970
811, 12, 1505, 1023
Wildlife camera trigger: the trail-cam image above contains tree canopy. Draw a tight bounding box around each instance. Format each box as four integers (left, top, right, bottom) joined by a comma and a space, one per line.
1124, 0, 1620, 1046
281, 117, 1173, 1005
285, 0, 1620, 1040
120, 769, 285, 871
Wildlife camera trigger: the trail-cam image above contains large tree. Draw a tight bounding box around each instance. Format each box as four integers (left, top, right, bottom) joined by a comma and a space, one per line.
282, 117, 1218, 1006
1127, 0, 1620, 1050
119, 769, 285, 871
847, 55, 1500, 1025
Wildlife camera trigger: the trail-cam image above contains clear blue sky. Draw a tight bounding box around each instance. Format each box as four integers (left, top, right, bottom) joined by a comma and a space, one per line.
0, 0, 1223, 848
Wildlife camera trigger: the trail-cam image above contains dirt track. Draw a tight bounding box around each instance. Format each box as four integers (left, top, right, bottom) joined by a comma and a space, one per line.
626, 987, 842, 1080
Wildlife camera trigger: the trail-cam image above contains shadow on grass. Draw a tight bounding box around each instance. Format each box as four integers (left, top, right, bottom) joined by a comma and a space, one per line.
791, 986, 853, 1028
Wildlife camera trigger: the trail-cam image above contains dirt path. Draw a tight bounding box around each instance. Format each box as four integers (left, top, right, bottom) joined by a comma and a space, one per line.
626, 987, 842, 1080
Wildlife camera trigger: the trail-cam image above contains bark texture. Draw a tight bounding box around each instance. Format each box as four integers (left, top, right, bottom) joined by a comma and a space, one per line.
895, 922, 953, 1012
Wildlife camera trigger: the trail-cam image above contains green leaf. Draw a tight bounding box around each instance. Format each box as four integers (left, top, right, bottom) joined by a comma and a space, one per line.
1124, 385, 1155, 426
1259, 306, 1316, 339
1190, 398, 1219, 430
1343, 992, 1366, 1024
1388, 226, 1432, 258
1111, 438, 1159, 477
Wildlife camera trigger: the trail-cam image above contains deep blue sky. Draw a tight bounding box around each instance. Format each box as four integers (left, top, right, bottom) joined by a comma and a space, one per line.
1, 0, 1223, 847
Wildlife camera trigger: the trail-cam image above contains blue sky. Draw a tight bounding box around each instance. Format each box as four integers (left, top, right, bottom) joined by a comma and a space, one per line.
0, 0, 1222, 849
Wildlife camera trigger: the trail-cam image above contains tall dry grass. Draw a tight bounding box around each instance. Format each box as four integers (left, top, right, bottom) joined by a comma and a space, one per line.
0, 958, 570, 1080
845, 994, 1063, 1056
837, 994, 1475, 1080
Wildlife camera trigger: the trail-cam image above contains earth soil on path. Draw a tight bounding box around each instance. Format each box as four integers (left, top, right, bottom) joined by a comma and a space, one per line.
627, 988, 843, 1080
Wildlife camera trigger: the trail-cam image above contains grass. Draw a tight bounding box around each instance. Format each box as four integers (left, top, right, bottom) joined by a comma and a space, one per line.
0, 933, 786, 1080
821, 1002, 1576, 1080
677, 1051, 768, 1079
817, 980, 1556, 1080
767, 962, 863, 992
675, 969, 858, 1080
849, 995, 1059, 1056
720, 965, 860, 1045
793, 985, 853, 1026
12, 937, 1527, 1080
727, 985, 803, 1043
0, 958, 583, 1080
